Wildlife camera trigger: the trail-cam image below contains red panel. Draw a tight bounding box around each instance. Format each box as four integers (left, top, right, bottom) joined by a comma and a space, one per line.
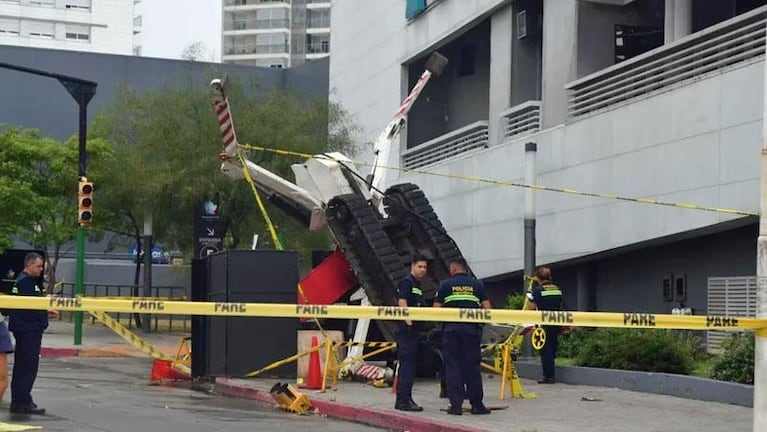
298, 248, 357, 305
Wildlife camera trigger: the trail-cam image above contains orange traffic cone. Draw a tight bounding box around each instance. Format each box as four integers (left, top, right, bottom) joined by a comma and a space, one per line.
150, 359, 172, 383
150, 359, 190, 383
302, 336, 322, 390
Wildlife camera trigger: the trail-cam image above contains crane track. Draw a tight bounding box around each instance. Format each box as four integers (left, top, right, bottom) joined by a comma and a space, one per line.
326, 194, 407, 341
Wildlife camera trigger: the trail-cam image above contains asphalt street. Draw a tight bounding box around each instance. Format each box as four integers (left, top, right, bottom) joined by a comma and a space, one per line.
0, 357, 385, 432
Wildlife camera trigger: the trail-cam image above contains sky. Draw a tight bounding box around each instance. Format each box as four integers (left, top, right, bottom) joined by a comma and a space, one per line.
138, 0, 222, 62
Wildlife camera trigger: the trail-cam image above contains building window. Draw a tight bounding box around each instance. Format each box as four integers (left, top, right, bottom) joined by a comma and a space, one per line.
29, 0, 55, 7
133, 45, 142, 55
65, 24, 90, 41
133, 16, 142, 27
65, 0, 91, 11
27, 21, 55, 39
0, 18, 20, 36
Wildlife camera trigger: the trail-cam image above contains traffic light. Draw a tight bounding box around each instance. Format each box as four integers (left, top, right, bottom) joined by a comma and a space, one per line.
78, 177, 93, 226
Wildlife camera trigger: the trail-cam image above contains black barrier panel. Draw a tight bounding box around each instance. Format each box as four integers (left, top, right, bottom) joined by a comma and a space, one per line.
190, 258, 207, 378
205, 250, 298, 378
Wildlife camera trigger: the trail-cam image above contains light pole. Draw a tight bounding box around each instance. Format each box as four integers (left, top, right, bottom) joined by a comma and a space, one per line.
0, 62, 97, 346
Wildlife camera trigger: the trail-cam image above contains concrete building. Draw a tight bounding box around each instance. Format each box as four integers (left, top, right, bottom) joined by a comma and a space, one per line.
329, 0, 767, 317
222, 0, 330, 68
0, 0, 136, 55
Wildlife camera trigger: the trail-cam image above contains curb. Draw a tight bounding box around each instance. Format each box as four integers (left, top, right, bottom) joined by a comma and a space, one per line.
216, 378, 487, 432
41, 347, 81, 358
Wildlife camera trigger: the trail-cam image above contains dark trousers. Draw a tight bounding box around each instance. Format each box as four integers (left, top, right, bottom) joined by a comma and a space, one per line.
11, 329, 43, 408
540, 326, 561, 379
442, 326, 483, 409
395, 327, 419, 403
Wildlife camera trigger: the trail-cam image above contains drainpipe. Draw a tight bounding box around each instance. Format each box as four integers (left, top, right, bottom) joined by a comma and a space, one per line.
753, 28, 767, 432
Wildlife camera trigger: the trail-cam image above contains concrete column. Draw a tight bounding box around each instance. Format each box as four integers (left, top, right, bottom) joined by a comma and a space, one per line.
489, 3, 513, 146
541, 0, 578, 128
664, 0, 693, 43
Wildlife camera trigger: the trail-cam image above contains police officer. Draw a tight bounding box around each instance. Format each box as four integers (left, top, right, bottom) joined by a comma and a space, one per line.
8, 252, 47, 415
526, 266, 563, 384
394, 255, 428, 412
433, 258, 491, 415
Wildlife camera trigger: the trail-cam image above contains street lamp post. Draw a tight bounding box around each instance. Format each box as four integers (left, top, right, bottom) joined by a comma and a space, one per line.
0, 62, 97, 346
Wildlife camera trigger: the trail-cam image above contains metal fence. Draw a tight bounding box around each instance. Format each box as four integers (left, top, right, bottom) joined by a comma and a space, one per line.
566, 6, 766, 118
402, 120, 489, 170
55, 283, 190, 333
706, 276, 757, 354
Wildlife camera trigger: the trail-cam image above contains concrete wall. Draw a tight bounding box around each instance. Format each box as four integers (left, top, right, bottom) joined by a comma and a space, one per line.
399, 59, 763, 279
0, 45, 329, 140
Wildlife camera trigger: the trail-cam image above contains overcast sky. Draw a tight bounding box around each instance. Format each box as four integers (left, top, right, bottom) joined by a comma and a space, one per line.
138, 0, 222, 62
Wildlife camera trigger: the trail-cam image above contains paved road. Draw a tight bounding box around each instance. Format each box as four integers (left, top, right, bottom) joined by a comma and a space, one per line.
0, 357, 383, 432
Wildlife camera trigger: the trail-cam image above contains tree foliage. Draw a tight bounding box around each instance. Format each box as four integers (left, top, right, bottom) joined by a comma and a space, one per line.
90, 76, 359, 264
0, 127, 113, 285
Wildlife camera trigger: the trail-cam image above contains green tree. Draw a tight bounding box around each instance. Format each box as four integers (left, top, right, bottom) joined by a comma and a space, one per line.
0, 127, 112, 287
90, 77, 358, 264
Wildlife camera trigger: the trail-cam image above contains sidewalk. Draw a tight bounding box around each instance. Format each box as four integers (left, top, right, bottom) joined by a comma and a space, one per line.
37, 321, 753, 432
218, 373, 753, 432
40, 319, 185, 358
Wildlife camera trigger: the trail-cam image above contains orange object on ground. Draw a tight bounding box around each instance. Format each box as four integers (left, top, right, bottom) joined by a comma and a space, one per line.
150, 359, 190, 383
301, 336, 323, 390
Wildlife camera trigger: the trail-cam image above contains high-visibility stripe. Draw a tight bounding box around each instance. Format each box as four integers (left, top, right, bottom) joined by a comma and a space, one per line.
411, 287, 422, 296
444, 294, 480, 304
541, 290, 562, 297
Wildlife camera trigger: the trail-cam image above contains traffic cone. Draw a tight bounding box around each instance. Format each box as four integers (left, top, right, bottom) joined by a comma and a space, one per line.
150, 359, 172, 383
150, 359, 190, 383
302, 336, 322, 390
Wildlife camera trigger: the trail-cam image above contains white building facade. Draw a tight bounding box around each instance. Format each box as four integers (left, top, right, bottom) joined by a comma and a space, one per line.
330, 0, 767, 314
222, 0, 330, 68
0, 0, 135, 55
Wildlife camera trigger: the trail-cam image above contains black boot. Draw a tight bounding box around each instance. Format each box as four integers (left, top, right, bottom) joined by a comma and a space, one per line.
395, 400, 424, 412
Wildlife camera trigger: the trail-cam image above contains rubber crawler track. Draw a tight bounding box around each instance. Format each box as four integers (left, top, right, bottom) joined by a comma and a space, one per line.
326, 194, 407, 341
383, 183, 465, 284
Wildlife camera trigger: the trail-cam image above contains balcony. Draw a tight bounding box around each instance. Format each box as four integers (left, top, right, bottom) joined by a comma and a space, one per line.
224, 0, 287, 6
223, 18, 290, 32
402, 121, 488, 170
223, 43, 288, 56
307, 42, 329, 54
500, 101, 541, 141
566, 5, 766, 119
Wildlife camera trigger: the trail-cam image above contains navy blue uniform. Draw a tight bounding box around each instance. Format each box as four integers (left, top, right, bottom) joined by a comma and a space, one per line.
435, 273, 487, 411
9, 272, 48, 409
395, 274, 424, 404
532, 283, 563, 381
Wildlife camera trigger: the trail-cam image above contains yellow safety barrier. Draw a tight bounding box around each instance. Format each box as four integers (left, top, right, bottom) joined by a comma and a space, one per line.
11, 296, 764, 332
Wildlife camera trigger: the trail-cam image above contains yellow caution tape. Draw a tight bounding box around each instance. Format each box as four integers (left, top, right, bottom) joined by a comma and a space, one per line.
9, 296, 766, 331
89, 310, 191, 375
0, 423, 42, 431
238, 143, 758, 217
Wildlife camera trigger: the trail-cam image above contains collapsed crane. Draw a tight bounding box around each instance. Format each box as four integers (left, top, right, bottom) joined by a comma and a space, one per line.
209, 53, 466, 357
